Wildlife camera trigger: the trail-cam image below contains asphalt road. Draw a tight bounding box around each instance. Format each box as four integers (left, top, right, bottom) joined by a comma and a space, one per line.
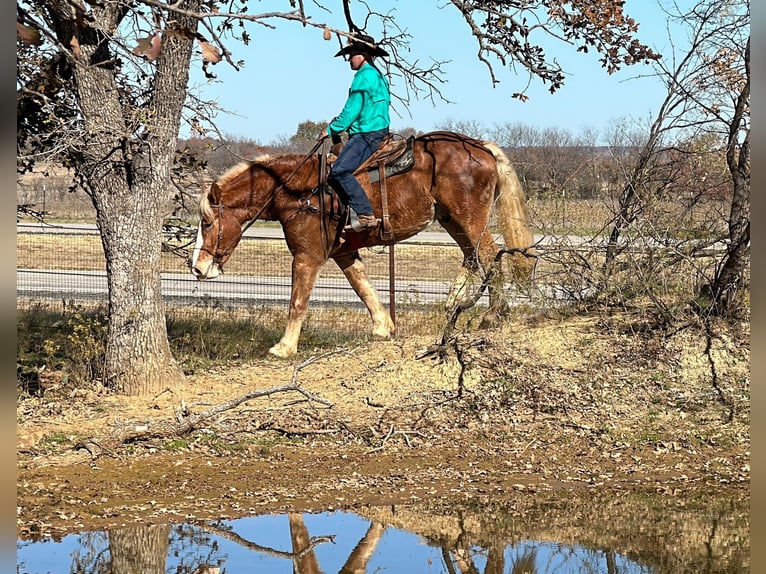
16, 223, 523, 307
17, 268, 458, 308
17, 221, 524, 244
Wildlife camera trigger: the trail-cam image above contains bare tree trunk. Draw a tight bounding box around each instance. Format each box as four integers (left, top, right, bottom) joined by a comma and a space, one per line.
109, 524, 170, 574
604, 144, 653, 269
485, 537, 508, 574
603, 52, 685, 272
289, 513, 322, 574
45, 1, 196, 393
705, 37, 750, 316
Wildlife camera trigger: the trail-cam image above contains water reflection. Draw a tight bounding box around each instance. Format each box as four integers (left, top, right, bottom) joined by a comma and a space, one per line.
17, 492, 749, 574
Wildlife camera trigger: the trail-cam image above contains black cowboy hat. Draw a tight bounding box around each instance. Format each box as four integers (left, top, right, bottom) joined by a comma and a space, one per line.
334, 33, 389, 58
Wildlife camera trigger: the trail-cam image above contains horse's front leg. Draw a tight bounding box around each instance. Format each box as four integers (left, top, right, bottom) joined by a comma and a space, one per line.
269, 254, 323, 358
334, 252, 395, 340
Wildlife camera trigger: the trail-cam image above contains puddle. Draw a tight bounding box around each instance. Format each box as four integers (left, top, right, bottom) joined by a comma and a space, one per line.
17, 493, 749, 573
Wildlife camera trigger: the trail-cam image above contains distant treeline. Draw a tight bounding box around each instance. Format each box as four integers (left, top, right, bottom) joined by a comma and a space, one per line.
179, 118, 731, 203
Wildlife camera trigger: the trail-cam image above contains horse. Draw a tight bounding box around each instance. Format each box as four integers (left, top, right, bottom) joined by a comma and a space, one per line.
191, 131, 534, 358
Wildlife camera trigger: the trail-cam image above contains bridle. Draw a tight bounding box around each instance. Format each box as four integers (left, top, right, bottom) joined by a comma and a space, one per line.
206, 138, 330, 270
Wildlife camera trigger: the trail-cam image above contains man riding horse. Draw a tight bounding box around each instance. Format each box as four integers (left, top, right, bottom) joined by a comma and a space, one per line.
190, 34, 535, 358
318, 33, 391, 232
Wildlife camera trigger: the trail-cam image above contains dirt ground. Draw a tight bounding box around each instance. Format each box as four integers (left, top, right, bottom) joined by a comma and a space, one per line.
16, 311, 750, 540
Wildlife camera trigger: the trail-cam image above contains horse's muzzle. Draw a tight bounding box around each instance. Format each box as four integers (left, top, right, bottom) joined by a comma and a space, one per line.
191, 261, 220, 280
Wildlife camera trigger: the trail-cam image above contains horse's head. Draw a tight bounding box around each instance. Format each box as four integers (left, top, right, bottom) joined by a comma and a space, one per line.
191, 181, 246, 280
190, 154, 313, 280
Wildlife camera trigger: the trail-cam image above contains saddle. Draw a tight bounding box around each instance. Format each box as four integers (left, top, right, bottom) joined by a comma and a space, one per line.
354, 133, 415, 183
323, 133, 415, 241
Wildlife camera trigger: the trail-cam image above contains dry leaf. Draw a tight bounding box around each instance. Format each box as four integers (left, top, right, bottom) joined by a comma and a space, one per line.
200, 41, 221, 64
323, 27, 331, 41
17, 23, 42, 46
133, 34, 162, 61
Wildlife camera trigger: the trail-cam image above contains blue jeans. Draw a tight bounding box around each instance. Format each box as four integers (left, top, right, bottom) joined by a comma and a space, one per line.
329, 129, 388, 216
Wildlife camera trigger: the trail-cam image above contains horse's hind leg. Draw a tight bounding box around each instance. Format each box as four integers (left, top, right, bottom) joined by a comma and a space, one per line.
334, 252, 395, 339
440, 218, 509, 328
477, 234, 510, 328
269, 253, 323, 358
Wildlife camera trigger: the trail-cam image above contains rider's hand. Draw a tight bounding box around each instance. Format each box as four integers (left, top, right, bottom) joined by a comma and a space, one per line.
318, 128, 329, 140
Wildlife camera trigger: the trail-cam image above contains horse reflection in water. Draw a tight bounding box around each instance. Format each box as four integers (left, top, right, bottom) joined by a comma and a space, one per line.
191, 131, 534, 357
69, 516, 386, 574
200, 513, 385, 574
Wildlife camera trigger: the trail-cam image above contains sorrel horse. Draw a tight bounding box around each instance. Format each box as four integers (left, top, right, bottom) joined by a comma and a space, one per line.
191, 131, 534, 357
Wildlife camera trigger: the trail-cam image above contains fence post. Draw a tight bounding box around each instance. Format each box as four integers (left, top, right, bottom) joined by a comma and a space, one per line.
388, 244, 396, 326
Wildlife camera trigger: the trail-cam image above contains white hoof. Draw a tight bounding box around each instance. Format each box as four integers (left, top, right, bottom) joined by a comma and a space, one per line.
268, 342, 295, 358
372, 318, 395, 339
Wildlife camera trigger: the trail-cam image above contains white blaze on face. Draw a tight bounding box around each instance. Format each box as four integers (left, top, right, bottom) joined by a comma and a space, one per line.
191, 222, 220, 279
191, 222, 204, 269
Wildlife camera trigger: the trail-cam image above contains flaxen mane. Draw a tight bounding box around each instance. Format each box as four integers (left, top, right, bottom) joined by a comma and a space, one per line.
199, 156, 274, 221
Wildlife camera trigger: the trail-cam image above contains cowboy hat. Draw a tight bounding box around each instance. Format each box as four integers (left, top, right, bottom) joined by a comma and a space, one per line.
334, 33, 389, 58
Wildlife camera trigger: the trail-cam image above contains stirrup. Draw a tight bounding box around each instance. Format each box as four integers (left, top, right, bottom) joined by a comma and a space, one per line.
346, 208, 378, 232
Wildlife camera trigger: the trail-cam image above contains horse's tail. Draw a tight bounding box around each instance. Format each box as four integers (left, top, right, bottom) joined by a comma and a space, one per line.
482, 141, 536, 281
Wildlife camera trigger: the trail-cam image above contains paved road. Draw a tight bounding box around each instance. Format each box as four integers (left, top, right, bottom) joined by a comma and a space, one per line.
17, 268, 461, 308
16, 222, 517, 307
18, 221, 556, 245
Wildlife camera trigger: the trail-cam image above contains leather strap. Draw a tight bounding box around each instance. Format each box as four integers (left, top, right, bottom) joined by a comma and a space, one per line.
378, 159, 394, 242
318, 143, 330, 258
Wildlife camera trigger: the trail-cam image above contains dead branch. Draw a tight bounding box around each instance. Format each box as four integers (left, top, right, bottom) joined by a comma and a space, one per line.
366, 424, 426, 453
417, 247, 538, 361
199, 523, 335, 560
73, 351, 348, 458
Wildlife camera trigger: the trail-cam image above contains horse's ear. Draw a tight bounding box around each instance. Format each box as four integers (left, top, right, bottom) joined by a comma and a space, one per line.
209, 182, 222, 204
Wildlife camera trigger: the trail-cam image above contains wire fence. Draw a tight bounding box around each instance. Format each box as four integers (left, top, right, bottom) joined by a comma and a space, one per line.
17, 223, 511, 313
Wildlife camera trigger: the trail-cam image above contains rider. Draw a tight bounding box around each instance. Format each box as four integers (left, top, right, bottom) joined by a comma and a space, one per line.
319, 33, 391, 231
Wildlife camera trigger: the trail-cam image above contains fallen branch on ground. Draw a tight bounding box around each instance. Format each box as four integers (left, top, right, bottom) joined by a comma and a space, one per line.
74, 351, 342, 459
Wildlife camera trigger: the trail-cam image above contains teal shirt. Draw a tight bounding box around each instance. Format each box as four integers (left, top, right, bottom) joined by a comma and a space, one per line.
328, 63, 390, 136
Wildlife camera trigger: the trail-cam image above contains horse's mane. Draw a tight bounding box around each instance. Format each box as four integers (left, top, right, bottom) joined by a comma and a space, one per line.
199, 155, 273, 221
216, 154, 272, 188
199, 153, 317, 221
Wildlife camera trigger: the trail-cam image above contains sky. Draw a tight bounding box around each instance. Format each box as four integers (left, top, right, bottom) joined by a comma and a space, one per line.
183, 0, 687, 145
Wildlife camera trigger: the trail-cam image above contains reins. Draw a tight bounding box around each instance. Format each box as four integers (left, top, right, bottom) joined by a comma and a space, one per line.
210, 138, 329, 268
317, 138, 331, 259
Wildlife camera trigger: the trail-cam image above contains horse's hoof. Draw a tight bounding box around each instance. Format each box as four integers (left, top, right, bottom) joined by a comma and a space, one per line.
372, 326, 393, 340
268, 344, 294, 358
368, 312, 395, 340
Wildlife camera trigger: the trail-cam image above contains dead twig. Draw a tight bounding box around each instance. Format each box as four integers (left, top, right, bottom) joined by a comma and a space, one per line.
199, 523, 335, 560
419, 247, 538, 360
366, 425, 426, 453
